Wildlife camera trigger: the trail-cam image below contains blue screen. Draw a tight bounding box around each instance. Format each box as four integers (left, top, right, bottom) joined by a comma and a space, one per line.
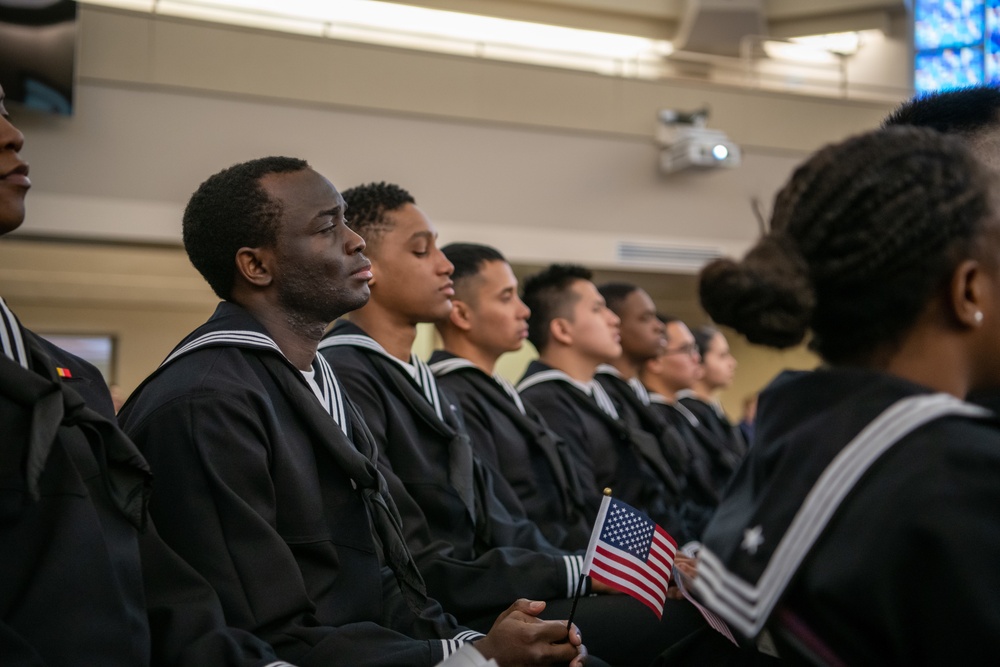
915, 47, 984, 93
916, 0, 984, 49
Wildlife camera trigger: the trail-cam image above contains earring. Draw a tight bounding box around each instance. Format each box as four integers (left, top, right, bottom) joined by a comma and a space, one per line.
974, 311, 984, 324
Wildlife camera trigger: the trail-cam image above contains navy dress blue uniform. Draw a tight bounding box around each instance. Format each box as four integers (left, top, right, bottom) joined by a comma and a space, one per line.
320, 322, 583, 624
647, 395, 728, 502
0, 298, 282, 667
429, 350, 592, 551
690, 369, 1000, 665
119, 303, 480, 667
676, 391, 746, 470
518, 360, 692, 543
321, 327, 706, 666
595, 367, 717, 538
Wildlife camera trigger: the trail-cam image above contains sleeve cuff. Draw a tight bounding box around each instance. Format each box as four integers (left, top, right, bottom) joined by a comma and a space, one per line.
563, 554, 585, 598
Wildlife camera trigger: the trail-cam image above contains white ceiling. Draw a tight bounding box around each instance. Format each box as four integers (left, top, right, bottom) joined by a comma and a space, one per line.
387, 0, 909, 40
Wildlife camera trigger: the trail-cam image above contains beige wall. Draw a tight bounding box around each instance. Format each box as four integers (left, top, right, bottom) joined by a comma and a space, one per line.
0, 239, 217, 393
721, 329, 819, 419
2, 5, 905, 405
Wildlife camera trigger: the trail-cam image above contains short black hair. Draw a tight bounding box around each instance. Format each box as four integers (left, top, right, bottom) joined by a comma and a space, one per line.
657, 313, 682, 341
691, 325, 720, 361
183, 156, 309, 299
341, 182, 415, 251
699, 126, 994, 365
522, 263, 592, 352
442, 243, 507, 285
596, 282, 640, 315
883, 86, 1000, 137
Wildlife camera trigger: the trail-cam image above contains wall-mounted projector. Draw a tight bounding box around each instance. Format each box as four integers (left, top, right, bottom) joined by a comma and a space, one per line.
657, 108, 741, 174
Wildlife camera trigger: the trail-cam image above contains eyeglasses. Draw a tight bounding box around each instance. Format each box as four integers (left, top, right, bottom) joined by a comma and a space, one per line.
663, 343, 699, 357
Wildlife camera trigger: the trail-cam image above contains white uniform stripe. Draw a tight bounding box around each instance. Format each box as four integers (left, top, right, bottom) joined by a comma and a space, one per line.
162, 331, 282, 367
590, 380, 620, 420
314, 354, 349, 435
0, 297, 29, 369
160, 330, 350, 433
518, 369, 618, 419
430, 356, 528, 417
690, 394, 990, 637
493, 373, 528, 416
452, 630, 485, 642
649, 392, 703, 426
429, 357, 477, 376
324, 334, 446, 420
628, 377, 652, 406
563, 554, 584, 597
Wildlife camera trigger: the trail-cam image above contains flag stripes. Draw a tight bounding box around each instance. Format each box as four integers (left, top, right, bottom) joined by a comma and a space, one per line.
589, 529, 676, 617
582, 495, 677, 619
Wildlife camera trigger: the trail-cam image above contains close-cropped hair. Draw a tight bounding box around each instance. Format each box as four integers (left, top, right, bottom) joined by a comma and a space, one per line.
692, 325, 719, 361
522, 263, 593, 352
699, 126, 994, 365
658, 313, 681, 328
597, 282, 639, 315
183, 156, 309, 300
883, 86, 1000, 137
341, 181, 415, 250
657, 314, 682, 343
442, 243, 507, 291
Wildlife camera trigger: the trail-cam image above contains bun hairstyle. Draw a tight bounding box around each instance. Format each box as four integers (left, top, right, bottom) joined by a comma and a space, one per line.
700, 126, 994, 365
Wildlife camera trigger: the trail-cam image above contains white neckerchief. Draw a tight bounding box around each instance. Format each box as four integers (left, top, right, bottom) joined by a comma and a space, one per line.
0, 297, 29, 369
518, 368, 619, 420
319, 334, 444, 421
162, 329, 348, 435
430, 356, 528, 416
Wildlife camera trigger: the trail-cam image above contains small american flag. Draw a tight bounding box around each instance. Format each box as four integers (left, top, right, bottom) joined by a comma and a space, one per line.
679, 578, 739, 645
582, 495, 676, 618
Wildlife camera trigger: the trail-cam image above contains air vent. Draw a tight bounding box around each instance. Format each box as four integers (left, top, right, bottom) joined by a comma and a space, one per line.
617, 242, 722, 271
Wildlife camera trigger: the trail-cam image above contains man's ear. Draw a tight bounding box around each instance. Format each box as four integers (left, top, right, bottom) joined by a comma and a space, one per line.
235, 247, 274, 288
949, 258, 987, 329
549, 317, 573, 346
449, 299, 474, 332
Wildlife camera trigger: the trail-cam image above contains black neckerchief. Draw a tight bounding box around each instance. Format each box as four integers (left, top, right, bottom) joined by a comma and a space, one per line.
0, 327, 151, 529
429, 352, 587, 521
128, 302, 430, 616
519, 362, 683, 497
321, 322, 486, 541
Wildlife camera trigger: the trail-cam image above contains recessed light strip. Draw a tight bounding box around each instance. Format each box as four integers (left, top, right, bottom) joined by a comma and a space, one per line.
79, 0, 674, 76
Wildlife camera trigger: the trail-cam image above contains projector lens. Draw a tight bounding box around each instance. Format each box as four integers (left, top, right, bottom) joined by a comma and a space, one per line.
712, 144, 729, 160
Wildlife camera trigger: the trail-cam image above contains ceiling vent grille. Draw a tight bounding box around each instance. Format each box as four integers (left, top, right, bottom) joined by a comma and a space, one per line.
616, 242, 722, 272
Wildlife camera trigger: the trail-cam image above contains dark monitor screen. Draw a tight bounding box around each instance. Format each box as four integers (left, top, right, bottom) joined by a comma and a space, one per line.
0, 0, 77, 115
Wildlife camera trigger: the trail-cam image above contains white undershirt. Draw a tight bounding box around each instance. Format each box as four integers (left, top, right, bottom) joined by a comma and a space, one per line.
300, 367, 325, 406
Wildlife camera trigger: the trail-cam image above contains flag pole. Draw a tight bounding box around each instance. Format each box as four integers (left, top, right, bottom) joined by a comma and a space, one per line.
565, 573, 586, 633
566, 487, 612, 634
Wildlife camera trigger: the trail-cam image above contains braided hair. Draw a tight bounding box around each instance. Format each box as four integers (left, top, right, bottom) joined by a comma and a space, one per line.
700, 126, 995, 365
